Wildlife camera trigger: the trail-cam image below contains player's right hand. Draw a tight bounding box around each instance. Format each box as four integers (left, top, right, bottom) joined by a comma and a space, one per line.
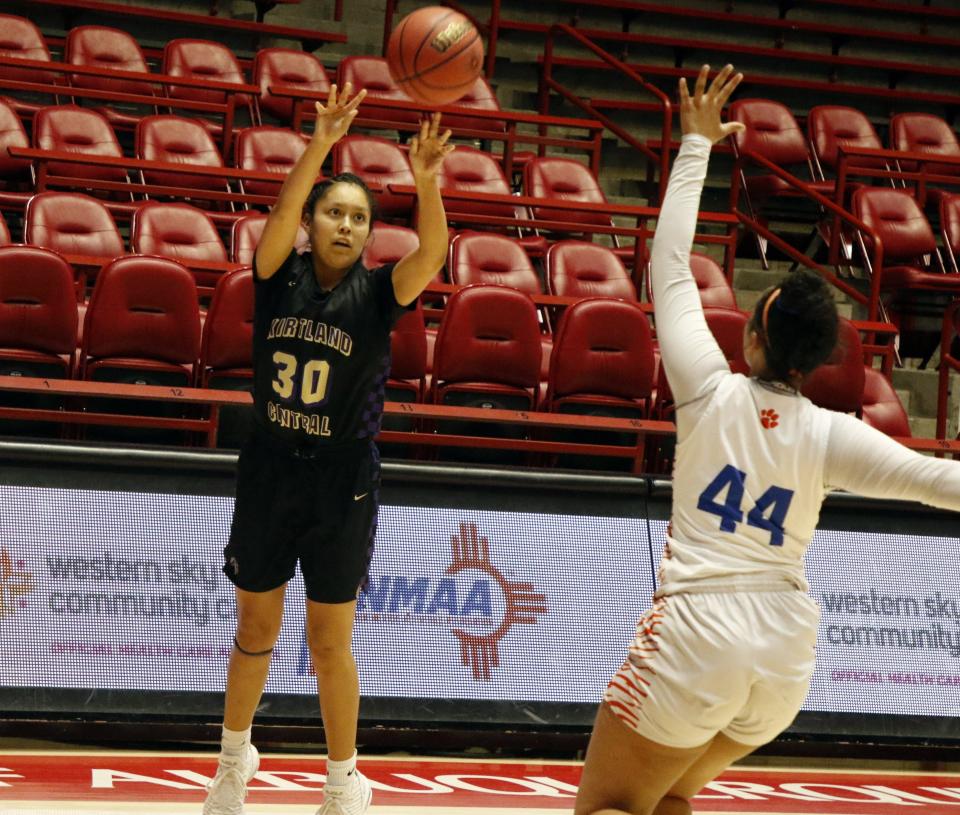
679, 64, 745, 144
313, 82, 367, 145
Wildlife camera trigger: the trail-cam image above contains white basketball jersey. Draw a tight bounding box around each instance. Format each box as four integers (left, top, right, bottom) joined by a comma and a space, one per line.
658, 373, 833, 596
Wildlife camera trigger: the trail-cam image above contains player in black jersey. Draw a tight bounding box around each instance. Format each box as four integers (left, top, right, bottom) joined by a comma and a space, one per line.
204, 84, 453, 815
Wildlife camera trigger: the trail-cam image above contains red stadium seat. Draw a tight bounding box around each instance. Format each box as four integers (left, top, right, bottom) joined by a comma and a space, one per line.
939, 193, 960, 274
438, 76, 504, 134
523, 156, 612, 230
807, 105, 886, 179
199, 267, 253, 388
231, 213, 267, 265
546, 240, 636, 301
448, 232, 541, 294
387, 300, 427, 403
234, 126, 307, 198
337, 56, 420, 126
801, 317, 865, 413
230, 212, 308, 265
439, 146, 513, 220
162, 38, 250, 109
0, 98, 31, 188
33, 105, 129, 184
852, 187, 960, 294
333, 134, 415, 219
80, 255, 200, 385
853, 186, 960, 359
437, 147, 545, 253
646, 251, 736, 310
363, 222, 418, 270
890, 112, 960, 197
65, 25, 156, 128
0, 14, 55, 115
430, 284, 541, 409
198, 265, 254, 446
136, 114, 229, 196
79, 254, 202, 441
25, 192, 125, 292
545, 297, 655, 470
729, 99, 835, 266
0, 245, 78, 378
547, 297, 655, 412
729, 99, 832, 201
860, 366, 911, 437
131, 201, 228, 289
253, 47, 331, 124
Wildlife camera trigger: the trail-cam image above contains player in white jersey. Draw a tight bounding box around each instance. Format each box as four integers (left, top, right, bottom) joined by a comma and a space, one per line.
575, 64, 960, 815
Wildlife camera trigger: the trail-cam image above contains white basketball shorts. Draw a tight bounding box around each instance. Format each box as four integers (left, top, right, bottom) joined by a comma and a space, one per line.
604, 590, 820, 749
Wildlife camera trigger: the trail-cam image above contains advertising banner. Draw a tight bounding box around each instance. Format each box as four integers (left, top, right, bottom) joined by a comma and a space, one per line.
1, 485, 958, 717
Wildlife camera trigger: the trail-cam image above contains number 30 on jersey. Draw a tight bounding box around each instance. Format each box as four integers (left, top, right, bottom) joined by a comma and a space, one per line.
272, 352, 331, 405
696, 464, 794, 547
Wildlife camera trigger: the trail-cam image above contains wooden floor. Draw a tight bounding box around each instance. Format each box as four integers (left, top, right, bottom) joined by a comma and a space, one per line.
1, 748, 959, 813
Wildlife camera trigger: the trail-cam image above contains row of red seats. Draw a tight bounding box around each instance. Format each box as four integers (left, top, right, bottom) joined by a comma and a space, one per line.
0, 14, 498, 133
0, 191, 648, 302
0, 245, 913, 454
728, 99, 960, 363
732, 100, 960, 215
0, 99, 630, 262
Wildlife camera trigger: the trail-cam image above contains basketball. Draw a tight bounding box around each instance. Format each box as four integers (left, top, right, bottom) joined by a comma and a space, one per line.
386, 6, 485, 106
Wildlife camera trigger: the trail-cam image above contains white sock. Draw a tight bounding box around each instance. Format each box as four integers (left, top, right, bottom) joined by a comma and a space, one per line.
325, 750, 357, 787
220, 725, 251, 759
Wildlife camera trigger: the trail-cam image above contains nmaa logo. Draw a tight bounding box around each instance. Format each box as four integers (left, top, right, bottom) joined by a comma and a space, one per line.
298, 522, 547, 680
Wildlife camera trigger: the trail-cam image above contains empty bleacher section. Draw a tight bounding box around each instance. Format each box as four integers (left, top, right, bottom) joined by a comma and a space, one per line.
0, 0, 957, 464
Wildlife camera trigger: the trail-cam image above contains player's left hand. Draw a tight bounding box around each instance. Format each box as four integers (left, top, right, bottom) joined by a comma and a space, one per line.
409, 112, 454, 181
679, 64, 745, 144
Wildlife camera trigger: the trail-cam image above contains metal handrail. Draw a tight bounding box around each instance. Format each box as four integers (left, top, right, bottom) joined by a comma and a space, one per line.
541, 24, 673, 203
732, 148, 885, 323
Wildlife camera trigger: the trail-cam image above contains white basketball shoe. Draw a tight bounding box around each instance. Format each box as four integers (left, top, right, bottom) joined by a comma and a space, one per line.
203, 743, 260, 815
316, 769, 373, 815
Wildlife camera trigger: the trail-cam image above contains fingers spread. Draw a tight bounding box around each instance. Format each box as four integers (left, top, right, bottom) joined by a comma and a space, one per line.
709, 64, 733, 97
344, 88, 367, 113
694, 64, 709, 101
326, 84, 337, 108
716, 72, 743, 106
678, 76, 690, 107
410, 136, 420, 155
439, 128, 452, 145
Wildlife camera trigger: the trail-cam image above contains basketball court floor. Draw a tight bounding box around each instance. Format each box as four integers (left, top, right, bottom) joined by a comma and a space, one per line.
2, 748, 960, 814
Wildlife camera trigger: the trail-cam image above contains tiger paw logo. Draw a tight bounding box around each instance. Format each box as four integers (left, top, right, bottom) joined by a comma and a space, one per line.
760, 409, 780, 429
0, 547, 34, 619
448, 522, 548, 680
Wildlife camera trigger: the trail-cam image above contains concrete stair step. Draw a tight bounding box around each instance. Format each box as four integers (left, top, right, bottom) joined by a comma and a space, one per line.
909, 416, 938, 439
891, 367, 942, 420
894, 388, 913, 414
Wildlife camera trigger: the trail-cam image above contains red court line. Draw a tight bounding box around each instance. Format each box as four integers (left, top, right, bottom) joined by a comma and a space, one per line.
0, 754, 958, 811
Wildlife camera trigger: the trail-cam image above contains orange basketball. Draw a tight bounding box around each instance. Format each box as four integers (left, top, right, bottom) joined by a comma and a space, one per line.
386, 6, 485, 106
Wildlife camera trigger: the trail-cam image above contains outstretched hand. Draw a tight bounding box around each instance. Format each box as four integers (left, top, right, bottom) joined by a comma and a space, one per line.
679, 64, 744, 144
313, 82, 367, 144
409, 112, 455, 182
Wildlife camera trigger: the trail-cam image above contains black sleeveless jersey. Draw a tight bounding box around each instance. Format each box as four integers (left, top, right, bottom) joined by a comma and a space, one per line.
251, 250, 409, 450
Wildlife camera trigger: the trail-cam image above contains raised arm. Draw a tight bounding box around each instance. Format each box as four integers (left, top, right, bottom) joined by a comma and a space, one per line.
825, 412, 960, 512
651, 65, 744, 413
392, 113, 454, 306
254, 83, 366, 281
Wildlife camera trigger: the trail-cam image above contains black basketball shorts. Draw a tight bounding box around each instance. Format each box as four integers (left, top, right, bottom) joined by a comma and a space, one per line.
223, 429, 381, 604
